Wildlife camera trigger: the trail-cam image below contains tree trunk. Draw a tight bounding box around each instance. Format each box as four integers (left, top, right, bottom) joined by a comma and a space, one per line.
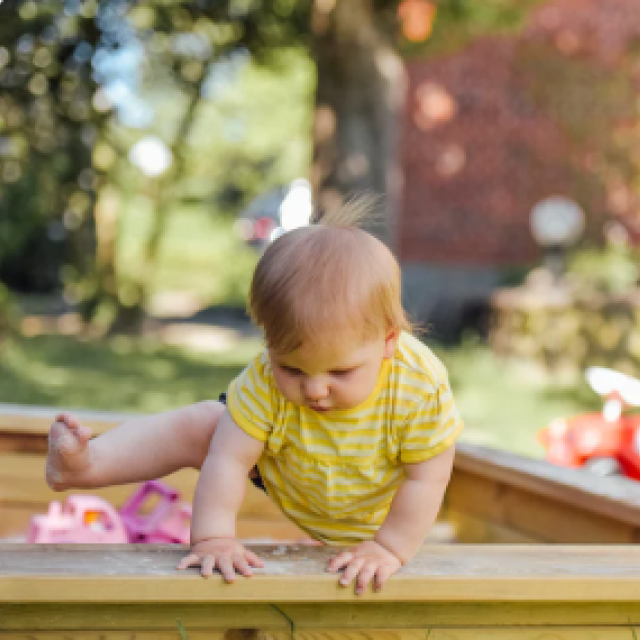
310, 0, 405, 249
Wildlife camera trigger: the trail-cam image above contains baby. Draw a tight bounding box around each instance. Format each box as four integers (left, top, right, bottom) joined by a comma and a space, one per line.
46, 199, 463, 594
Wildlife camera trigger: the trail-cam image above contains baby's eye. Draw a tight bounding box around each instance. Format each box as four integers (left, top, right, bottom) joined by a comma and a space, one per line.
331, 368, 355, 377
282, 366, 302, 376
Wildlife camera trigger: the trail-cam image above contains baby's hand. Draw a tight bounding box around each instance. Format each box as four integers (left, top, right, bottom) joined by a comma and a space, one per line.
177, 537, 264, 581
326, 540, 402, 595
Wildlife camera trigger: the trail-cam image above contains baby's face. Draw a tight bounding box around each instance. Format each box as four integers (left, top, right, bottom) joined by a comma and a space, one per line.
269, 330, 399, 412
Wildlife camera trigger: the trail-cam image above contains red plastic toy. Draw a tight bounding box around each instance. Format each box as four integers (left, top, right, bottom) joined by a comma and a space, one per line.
539, 366, 640, 479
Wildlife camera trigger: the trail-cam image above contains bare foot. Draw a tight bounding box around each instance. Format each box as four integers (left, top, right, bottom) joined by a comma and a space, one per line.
46, 413, 93, 491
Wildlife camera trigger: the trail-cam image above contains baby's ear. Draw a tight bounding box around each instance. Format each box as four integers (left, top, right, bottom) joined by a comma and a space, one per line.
383, 328, 400, 358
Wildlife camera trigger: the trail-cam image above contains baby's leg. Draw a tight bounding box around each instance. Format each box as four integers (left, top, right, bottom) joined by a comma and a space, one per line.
46, 401, 224, 491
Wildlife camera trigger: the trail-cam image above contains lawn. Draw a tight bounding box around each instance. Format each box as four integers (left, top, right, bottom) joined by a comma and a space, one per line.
0, 330, 601, 458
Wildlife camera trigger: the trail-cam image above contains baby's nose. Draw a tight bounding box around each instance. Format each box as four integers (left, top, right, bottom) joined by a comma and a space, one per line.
303, 378, 328, 400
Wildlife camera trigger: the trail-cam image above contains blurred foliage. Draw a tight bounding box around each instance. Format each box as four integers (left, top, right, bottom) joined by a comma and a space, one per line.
568, 244, 640, 295
0, 0, 105, 292
2, 0, 621, 333
0, 280, 19, 336
0, 0, 314, 327
404, 0, 544, 57
491, 278, 640, 376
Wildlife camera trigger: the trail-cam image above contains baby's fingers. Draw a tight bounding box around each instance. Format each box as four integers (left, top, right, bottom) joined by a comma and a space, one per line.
200, 555, 217, 578
373, 564, 396, 592
177, 553, 201, 570
355, 563, 378, 595
217, 556, 237, 582
233, 555, 253, 578
245, 550, 264, 568
326, 551, 354, 572
339, 558, 365, 587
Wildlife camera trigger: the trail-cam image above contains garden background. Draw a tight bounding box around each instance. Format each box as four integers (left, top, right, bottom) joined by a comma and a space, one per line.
1, 0, 639, 459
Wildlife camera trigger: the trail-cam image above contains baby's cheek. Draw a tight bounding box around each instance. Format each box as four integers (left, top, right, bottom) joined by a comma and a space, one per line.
275, 377, 299, 404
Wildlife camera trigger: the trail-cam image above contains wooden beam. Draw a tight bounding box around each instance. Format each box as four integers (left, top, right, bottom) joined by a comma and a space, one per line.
3, 544, 640, 603
3, 545, 640, 636
448, 444, 640, 541
455, 444, 640, 526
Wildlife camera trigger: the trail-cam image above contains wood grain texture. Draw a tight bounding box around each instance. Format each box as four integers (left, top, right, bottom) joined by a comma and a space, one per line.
0, 403, 128, 437
0, 631, 635, 640
445, 470, 639, 542
5, 602, 640, 630
3, 544, 640, 602
455, 443, 640, 527
0, 633, 288, 639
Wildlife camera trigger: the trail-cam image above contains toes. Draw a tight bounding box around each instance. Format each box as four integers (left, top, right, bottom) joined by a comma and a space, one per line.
49, 419, 91, 449
76, 424, 93, 443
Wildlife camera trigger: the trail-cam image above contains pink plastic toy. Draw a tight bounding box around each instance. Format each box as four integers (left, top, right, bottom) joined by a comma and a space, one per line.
27, 495, 129, 544
119, 480, 192, 544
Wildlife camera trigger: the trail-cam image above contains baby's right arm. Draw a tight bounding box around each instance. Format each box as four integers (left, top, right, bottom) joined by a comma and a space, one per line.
177, 409, 265, 581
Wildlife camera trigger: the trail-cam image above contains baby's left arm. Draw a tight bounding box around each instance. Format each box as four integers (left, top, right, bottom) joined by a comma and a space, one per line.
326, 445, 455, 594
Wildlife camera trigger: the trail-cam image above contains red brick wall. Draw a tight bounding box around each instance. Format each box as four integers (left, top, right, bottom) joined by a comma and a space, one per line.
399, 0, 640, 267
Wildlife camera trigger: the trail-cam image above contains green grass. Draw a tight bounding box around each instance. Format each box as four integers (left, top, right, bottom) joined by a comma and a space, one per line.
0, 332, 603, 458
0, 332, 263, 414
433, 339, 601, 457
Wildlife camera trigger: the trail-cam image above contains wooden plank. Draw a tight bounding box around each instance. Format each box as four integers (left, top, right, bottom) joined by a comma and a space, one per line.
445, 470, 638, 542
0, 453, 200, 504
3, 544, 640, 602
278, 603, 640, 627
455, 443, 640, 528
6, 602, 640, 630
0, 603, 290, 630
0, 451, 283, 517
0, 403, 128, 437
0, 631, 635, 640
6, 602, 640, 629
442, 508, 537, 543
294, 631, 636, 640
0, 632, 633, 640
427, 631, 637, 640
0, 631, 280, 638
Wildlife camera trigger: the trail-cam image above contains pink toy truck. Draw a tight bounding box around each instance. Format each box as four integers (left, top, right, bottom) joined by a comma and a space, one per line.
27, 495, 129, 544
119, 480, 192, 544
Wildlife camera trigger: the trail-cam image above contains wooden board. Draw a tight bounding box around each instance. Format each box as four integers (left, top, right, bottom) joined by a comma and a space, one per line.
445, 443, 640, 542
3, 545, 640, 639
4, 601, 640, 631
3, 544, 640, 602
0, 404, 129, 454
0, 629, 636, 640
455, 444, 640, 527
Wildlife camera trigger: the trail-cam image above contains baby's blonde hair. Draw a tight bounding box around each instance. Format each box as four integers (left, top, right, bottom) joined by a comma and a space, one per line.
249, 195, 412, 354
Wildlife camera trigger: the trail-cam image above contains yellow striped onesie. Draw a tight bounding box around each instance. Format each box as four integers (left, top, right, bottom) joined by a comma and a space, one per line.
226, 331, 463, 545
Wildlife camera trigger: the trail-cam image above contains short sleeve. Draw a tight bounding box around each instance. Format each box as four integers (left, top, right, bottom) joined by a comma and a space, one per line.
226, 353, 275, 443
399, 377, 463, 464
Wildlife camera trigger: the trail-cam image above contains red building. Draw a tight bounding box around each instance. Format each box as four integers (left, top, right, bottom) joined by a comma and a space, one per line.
398, 0, 640, 337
